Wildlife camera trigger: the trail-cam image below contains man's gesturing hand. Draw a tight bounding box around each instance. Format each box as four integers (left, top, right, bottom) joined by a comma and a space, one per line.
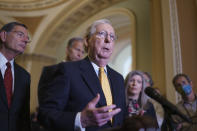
81, 94, 121, 128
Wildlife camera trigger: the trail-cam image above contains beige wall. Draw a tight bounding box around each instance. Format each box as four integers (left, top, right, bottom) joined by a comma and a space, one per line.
150, 0, 166, 96
177, 0, 197, 93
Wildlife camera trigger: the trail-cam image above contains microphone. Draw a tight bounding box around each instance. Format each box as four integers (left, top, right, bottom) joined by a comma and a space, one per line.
145, 87, 192, 124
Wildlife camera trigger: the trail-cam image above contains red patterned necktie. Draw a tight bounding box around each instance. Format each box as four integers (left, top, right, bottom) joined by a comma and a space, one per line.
4, 62, 13, 108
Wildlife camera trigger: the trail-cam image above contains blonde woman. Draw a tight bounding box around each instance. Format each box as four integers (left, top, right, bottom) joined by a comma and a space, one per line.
125, 70, 158, 123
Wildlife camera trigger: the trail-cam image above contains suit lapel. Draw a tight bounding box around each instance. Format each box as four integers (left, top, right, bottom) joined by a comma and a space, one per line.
107, 66, 119, 106
107, 66, 123, 124
0, 71, 8, 107
79, 57, 107, 106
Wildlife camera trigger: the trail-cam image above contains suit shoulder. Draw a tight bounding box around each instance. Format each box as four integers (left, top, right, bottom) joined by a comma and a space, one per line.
15, 63, 30, 77
58, 59, 82, 69
43, 64, 58, 70
42, 64, 59, 74
107, 66, 123, 78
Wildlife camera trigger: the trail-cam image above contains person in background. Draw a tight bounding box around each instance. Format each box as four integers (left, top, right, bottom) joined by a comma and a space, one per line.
38, 37, 85, 91
125, 70, 157, 124
0, 22, 31, 131
64, 37, 85, 62
143, 72, 164, 129
38, 19, 126, 131
37, 37, 85, 130
172, 73, 197, 131
143, 72, 154, 88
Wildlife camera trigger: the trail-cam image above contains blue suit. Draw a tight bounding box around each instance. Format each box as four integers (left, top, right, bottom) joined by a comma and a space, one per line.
38, 57, 126, 131
0, 62, 30, 131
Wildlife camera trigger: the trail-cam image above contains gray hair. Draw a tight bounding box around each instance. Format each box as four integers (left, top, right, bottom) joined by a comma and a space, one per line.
67, 37, 84, 48
85, 19, 113, 40
125, 70, 149, 109
0, 22, 28, 45
0, 22, 27, 32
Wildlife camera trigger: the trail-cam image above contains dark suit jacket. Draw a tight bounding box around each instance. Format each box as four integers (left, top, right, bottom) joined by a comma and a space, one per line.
38, 63, 65, 103
38, 64, 59, 91
38, 57, 126, 131
0, 62, 30, 131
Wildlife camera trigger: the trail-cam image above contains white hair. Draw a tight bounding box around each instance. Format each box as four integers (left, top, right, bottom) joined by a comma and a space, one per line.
85, 19, 113, 40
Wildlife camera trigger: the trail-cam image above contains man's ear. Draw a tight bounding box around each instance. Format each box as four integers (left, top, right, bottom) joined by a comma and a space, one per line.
84, 37, 89, 52
84, 37, 89, 47
190, 81, 193, 88
0, 31, 7, 42
66, 47, 68, 53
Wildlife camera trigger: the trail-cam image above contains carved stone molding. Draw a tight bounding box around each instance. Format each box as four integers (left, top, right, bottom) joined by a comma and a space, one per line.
0, 0, 66, 10
46, 0, 125, 48
169, 0, 182, 74
169, 0, 182, 102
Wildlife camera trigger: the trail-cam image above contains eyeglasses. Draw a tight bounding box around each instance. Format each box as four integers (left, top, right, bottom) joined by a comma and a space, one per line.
9, 31, 31, 43
95, 31, 117, 42
145, 79, 150, 83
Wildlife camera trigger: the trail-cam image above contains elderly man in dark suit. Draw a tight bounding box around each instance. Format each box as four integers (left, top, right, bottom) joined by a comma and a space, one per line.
0, 22, 31, 131
38, 19, 126, 131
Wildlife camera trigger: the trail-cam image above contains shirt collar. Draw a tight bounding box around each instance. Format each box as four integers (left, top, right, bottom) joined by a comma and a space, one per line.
0, 52, 14, 69
91, 61, 107, 73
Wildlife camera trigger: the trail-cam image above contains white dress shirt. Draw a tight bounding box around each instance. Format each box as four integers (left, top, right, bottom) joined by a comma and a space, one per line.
0, 52, 14, 93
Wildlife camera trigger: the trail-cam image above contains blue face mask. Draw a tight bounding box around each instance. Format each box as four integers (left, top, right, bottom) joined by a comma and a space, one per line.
182, 84, 192, 95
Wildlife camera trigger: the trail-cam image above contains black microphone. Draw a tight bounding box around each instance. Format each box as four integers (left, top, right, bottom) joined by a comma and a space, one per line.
145, 87, 192, 124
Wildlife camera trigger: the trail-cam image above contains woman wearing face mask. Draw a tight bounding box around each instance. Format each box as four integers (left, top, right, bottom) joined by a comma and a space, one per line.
171, 73, 197, 131
124, 70, 158, 124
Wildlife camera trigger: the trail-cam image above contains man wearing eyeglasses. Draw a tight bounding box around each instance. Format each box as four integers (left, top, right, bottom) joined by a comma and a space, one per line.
0, 22, 30, 131
38, 19, 126, 131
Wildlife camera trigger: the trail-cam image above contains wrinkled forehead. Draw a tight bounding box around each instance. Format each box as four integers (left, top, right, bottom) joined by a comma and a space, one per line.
95, 23, 115, 33
12, 25, 28, 34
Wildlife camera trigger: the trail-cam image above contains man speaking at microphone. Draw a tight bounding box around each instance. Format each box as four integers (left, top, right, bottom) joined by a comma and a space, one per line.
172, 73, 197, 131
